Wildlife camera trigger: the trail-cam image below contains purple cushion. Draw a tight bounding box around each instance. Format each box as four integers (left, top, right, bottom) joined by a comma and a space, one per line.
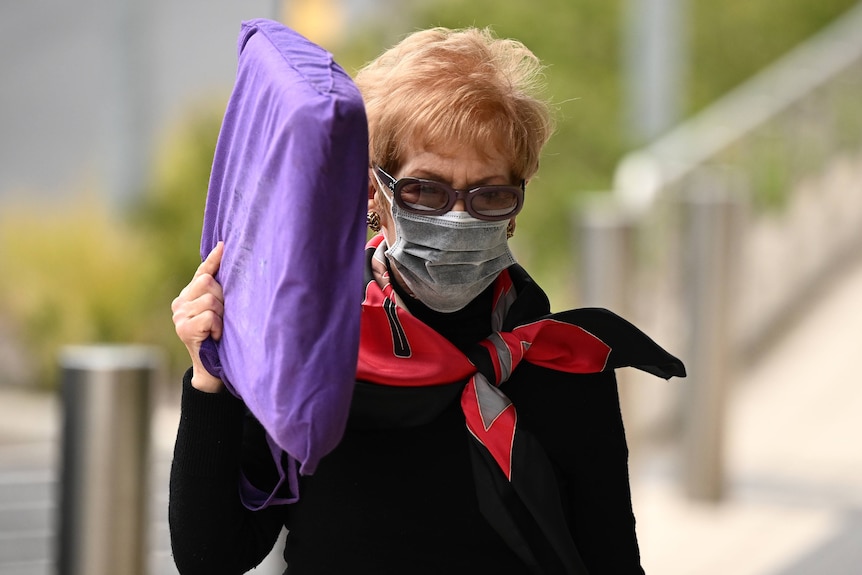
198, 19, 368, 491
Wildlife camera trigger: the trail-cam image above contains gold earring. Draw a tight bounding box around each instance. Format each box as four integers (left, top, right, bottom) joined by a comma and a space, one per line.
506, 220, 515, 239
367, 210, 382, 233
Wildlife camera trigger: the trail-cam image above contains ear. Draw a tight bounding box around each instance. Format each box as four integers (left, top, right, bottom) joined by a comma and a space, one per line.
368, 171, 384, 213
368, 167, 378, 200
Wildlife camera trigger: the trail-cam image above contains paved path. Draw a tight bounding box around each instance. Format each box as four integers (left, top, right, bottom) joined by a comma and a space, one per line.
0, 394, 178, 575
1, 252, 861, 573
0, 391, 286, 574
632, 251, 862, 574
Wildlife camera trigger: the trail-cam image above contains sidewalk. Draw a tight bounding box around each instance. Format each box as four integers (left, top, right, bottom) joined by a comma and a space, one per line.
631, 252, 862, 575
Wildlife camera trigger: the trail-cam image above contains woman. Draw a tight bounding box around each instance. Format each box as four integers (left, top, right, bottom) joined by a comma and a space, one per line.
169, 25, 683, 575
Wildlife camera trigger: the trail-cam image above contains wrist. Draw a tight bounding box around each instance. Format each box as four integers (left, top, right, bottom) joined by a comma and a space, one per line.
190, 363, 224, 393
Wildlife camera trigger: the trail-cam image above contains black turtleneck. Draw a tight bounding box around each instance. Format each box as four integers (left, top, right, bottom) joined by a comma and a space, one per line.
170, 258, 650, 575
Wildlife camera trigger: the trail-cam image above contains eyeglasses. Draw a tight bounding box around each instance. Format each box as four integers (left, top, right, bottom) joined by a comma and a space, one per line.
373, 165, 524, 221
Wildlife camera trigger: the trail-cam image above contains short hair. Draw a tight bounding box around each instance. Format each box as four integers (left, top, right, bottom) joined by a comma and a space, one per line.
354, 27, 554, 182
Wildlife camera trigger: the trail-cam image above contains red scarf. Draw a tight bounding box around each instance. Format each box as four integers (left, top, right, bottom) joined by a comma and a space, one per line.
356, 235, 684, 573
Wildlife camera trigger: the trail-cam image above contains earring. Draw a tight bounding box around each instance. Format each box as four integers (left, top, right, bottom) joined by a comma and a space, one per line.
367, 210, 382, 233
506, 220, 515, 239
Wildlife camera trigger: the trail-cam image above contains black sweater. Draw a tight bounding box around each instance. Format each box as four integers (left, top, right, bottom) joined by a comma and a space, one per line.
169, 280, 647, 575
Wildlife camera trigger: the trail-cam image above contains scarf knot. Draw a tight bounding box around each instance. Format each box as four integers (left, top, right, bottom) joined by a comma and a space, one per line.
462, 320, 614, 480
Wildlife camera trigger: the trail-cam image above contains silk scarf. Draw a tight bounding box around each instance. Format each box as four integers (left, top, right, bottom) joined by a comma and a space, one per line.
357, 234, 686, 574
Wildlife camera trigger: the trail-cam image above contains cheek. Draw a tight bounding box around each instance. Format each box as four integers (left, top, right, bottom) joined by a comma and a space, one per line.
370, 194, 397, 244
381, 212, 397, 246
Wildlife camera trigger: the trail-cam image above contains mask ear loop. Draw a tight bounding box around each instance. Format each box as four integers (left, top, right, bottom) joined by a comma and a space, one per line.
371, 168, 398, 248
371, 168, 395, 205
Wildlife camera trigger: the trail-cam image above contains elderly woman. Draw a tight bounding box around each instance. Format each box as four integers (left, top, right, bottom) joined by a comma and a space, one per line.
170, 24, 683, 575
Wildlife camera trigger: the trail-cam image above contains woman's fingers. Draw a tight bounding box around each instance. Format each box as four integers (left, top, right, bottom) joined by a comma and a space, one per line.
172, 245, 225, 317
172, 291, 225, 331
195, 241, 224, 280
175, 308, 224, 344
169, 241, 227, 393
173, 272, 224, 312
171, 241, 226, 347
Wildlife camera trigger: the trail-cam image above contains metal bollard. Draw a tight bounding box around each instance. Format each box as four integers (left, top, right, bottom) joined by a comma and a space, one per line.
680, 169, 741, 501
56, 345, 161, 575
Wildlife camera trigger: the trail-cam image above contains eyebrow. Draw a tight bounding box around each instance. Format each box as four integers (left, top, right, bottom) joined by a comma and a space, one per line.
408, 169, 511, 187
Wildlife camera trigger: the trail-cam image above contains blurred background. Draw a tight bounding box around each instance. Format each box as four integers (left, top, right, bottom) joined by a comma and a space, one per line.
1, 0, 860, 573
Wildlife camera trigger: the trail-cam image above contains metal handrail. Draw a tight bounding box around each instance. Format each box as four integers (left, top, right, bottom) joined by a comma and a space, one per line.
578, 1, 862, 501
613, 1, 862, 214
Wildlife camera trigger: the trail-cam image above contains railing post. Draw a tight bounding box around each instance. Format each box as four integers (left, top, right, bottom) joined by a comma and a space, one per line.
577, 196, 647, 444
56, 345, 161, 575
577, 196, 633, 311
680, 169, 741, 501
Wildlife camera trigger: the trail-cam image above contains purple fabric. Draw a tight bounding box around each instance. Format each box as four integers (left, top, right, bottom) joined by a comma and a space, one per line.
198, 19, 368, 488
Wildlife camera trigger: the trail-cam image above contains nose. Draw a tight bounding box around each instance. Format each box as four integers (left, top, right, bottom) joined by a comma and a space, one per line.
452, 198, 467, 212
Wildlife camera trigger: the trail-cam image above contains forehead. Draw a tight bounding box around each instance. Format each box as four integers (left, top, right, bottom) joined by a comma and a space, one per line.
396, 139, 513, 182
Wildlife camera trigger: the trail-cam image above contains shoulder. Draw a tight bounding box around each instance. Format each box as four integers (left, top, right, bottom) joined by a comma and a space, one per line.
503, 363, 628, 475
503, 363, 623, 438
503, 362, 620, 416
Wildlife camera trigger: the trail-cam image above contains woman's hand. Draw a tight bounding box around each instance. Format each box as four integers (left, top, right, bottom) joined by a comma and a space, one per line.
171, 242, 226, 393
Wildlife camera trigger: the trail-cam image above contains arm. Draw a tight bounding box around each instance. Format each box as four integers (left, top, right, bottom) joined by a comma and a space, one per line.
505, 365, 645, 575
168, 243, 284, 574
558, 372, 644, 575
169, 370, 285, 575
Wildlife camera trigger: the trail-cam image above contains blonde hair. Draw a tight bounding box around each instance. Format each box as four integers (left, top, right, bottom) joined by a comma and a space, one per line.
354, 27, 554, 182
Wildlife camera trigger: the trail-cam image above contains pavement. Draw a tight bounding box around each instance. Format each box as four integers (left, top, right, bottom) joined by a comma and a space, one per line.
632, 251, 862, 575
2, 253, 862, 574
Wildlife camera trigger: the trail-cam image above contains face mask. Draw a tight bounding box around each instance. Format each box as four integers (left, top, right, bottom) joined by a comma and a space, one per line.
384, 202, 515, 313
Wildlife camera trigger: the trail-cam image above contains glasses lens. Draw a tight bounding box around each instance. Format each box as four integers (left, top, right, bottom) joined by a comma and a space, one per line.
471, 187, 520, 218
397, 181, 451, 211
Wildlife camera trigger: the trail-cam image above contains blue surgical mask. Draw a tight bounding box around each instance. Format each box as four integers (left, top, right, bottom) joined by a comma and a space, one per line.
384, 202, 515, 313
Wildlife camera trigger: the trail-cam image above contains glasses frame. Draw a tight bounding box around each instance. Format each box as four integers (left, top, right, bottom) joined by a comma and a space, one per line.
373, 165, 525, 222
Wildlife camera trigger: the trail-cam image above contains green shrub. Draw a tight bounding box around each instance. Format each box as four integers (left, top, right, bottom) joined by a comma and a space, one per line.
0, 197, 152, 389
130, 98, 227, 380
0, 99, 226, 389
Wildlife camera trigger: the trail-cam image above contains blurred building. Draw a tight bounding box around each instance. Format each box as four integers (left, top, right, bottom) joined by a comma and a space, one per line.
0, 0, 382, 208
